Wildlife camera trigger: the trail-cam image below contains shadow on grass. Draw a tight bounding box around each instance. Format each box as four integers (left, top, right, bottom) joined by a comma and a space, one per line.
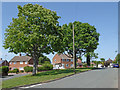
34, 68, 94, 77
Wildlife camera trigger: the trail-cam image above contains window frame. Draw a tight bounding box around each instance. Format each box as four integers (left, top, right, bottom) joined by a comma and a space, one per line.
25, 61, 27, 64
20, 61, 23, 64
14, 61, 16, 64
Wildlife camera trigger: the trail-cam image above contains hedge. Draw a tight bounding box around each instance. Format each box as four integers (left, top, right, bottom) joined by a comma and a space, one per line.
38, 64, 53, 71
24, 66, 33, 72
8, 68, 19, 74
1, 66, 9, 76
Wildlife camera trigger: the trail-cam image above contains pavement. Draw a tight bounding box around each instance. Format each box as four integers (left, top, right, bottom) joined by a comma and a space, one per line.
1, 73, 30, 81
21, 68, 118, 88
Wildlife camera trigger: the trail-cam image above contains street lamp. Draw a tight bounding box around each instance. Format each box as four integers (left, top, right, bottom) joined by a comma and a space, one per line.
73, 24, 76, 74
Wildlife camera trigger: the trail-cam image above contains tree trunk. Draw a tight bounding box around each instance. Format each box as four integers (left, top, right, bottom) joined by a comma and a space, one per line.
87, 54, 90, 66
32, 55, 38, 76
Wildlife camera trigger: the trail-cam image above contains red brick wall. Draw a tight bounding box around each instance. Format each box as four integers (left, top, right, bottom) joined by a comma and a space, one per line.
61, 59, 73, 69
52, 54, 62, 64
9, 59, 33, 71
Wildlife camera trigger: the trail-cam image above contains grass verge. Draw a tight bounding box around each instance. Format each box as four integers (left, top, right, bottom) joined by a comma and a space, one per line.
2, 68, 95, 89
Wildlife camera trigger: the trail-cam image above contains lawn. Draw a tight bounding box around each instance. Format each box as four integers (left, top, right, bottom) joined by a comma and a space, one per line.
2, 68, 96, 89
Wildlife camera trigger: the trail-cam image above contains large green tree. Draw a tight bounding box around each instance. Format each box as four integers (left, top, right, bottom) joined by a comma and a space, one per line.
61, 21, 100, 67
3, 4, 62, 75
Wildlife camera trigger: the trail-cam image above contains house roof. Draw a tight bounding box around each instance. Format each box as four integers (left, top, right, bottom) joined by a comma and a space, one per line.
0, 60, 5, 64
58, 54, 72, 59
0, 60, 8, 64
10, 56, 32, 62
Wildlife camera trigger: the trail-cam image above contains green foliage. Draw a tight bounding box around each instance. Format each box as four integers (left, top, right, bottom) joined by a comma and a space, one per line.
100, 58, 105, 62
37, 66, 44, 71
42, 64, 53, 70
61, 21, 100, 56
8, 68, 19, 73
24, 66, 33, 72
1, 66, 9, 75
38, 55, 51, 65
3, 3, 62, 75
83, 63, 87, 67
38, 64, 53, 71
20, 70, 24, 73
115, 54, 120, 64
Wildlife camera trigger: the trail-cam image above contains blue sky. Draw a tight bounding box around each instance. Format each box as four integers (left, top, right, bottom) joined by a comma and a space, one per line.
1, 2, 118, 62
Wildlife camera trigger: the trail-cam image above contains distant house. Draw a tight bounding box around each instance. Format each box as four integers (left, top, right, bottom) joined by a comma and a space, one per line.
52, 54, 82, 69
0, 58, 9, 67
107, 58, 113, 63
9, 54, 33, 71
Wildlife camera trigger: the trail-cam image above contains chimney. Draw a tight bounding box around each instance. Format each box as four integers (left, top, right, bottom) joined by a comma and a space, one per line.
0, 58, 2, 61
19, 53, 21, 56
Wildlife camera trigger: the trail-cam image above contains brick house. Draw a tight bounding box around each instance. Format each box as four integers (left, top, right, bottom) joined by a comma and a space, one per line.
52, 54, 82, 69
0, 58, 9, 67
9, 54, 33, 71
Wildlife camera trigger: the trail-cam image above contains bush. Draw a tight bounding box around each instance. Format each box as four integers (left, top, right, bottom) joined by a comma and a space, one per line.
83, 63, 87, 67
42, 64, 53, 70
20, 70, 24, 73
14, 68, 19, 74
24, 66, 33, 72
37, 66, 44, 71
8, 68, 19, 73
37, 64, 53, 71
1, 66, 9, 76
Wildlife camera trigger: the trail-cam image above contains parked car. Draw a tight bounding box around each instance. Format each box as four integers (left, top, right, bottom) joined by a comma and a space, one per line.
113, 64, 119, 68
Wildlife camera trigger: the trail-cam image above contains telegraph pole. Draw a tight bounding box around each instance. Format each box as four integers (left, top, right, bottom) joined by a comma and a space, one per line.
73, 24, 76, 74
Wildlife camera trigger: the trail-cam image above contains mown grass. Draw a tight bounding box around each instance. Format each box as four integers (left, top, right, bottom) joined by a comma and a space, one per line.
2, 68, 95, 89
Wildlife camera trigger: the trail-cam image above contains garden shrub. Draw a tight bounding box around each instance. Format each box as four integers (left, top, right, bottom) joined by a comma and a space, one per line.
8, 68, 19, 73
83, 63, 87, 67
1, 66, 9, 76
20, 70, 24, 73
37, 64, 53, 71
24, 66, 33, 72
42, 64, 53, 70
37, 66, 44, 71
13, 68, 19, 74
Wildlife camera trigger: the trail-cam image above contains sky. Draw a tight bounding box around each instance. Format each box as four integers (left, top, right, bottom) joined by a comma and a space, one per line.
1, 2, 118, 62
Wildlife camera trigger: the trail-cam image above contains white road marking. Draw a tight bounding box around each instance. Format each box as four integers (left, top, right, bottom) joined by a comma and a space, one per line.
20, 84, 42, 88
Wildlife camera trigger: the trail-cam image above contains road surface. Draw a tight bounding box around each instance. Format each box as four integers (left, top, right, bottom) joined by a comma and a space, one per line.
23, 68, 118, 88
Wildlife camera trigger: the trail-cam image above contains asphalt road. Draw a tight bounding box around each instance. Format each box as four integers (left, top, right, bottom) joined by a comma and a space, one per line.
31, 68, 118, 88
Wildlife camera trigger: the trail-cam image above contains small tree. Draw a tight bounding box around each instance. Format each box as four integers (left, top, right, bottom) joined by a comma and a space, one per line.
100, 58, 105, 62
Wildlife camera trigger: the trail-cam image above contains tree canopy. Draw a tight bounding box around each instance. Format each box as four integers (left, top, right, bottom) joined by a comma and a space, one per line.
61, 21, 100, 66
3, 4, 62, 75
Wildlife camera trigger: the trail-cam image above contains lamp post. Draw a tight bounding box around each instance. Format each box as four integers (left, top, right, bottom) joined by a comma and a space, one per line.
73, 24, 76, 74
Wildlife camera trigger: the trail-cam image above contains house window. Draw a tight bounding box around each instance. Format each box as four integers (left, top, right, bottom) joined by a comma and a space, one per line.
10, 62, 12, 64
71, 64, 73, 67
62, 59, 65, 62
62, 64, 64, 68
19, 67, 24, 70
71, 59, 73, 62
25, 61, 27, 64
66, 64, 69, 67
67, 59, 69, 62
14, 61, 16, 64
54, 59, 56, 62
20, 61, 23, 64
